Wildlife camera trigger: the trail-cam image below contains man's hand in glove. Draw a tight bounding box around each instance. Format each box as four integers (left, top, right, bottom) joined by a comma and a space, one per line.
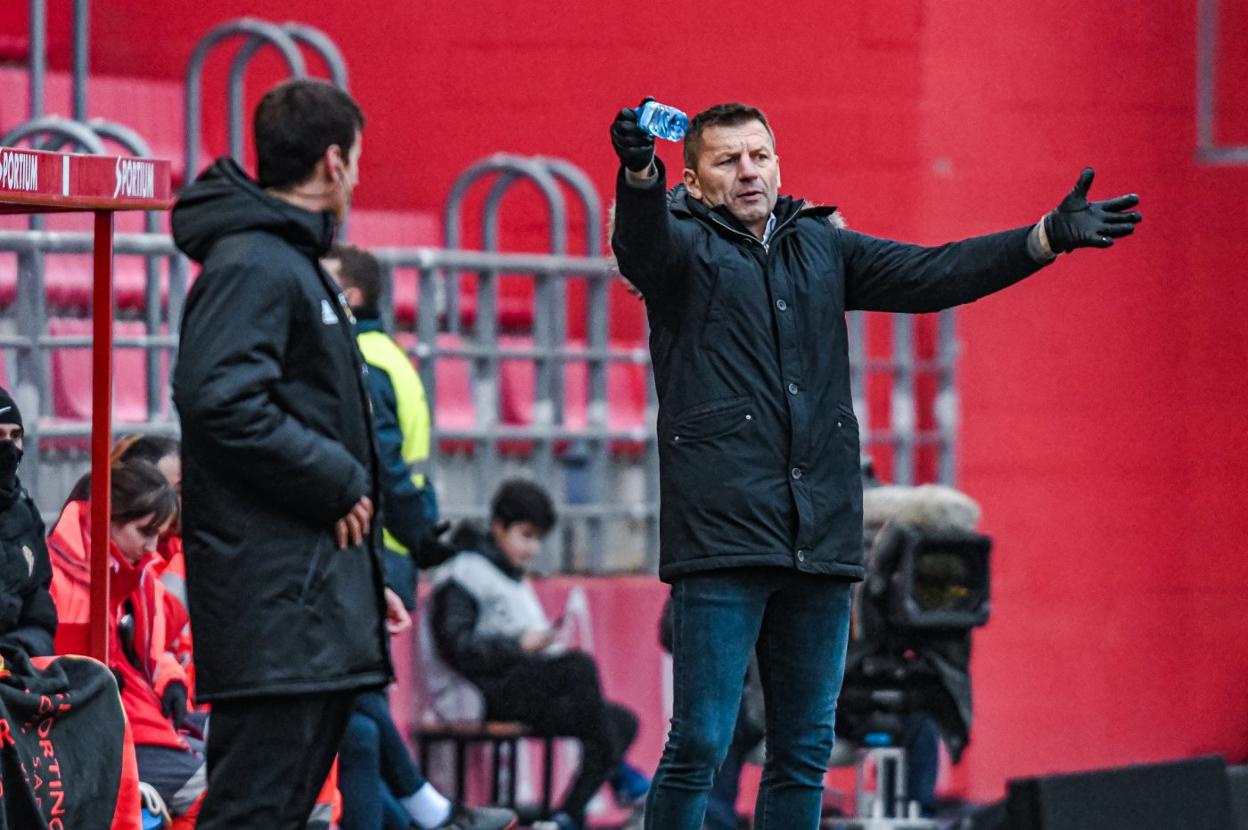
1044, 168, 1141, 253
161, 681, 189, 730
611, 98, 656, 173
415, 520, 457, 569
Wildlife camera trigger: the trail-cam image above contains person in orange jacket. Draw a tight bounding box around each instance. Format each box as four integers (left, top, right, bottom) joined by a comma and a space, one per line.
49, 459, 205, 828
107, 435, 197, 699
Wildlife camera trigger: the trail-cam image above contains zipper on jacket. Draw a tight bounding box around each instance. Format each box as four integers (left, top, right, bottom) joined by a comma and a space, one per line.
705, 212, 768, 251
704, 205, 804, 253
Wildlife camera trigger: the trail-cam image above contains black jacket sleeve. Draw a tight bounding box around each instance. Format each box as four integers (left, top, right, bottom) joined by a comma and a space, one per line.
839, 225, 1049, 314
173, 260, 367, 524
0, 504, 56, 657
610, 158, 693, 304
429, 581, 525, 679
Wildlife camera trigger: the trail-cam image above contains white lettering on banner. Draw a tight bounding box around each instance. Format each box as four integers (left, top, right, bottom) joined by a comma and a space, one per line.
0, 151, 38, 193
560, 587, 595, 652
113, 158, 155, 199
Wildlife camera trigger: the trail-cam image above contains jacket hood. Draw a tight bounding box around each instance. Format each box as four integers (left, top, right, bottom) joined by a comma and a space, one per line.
172, 157, 338, 264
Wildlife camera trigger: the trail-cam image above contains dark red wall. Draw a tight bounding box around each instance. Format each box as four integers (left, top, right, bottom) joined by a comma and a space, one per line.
12, 0, 1248, 802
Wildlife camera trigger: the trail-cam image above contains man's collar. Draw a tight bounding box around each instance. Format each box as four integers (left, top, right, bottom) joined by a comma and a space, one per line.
761, 213, 778, 244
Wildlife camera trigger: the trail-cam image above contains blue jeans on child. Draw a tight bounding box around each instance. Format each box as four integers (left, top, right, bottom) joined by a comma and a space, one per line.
339, 690, 428, 830
644, 567, 852, 830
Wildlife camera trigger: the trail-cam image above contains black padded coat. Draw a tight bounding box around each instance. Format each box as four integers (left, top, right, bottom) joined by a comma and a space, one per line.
171, 158, 391, 701
611, 159, 1047, 582
0, 486, 56, 657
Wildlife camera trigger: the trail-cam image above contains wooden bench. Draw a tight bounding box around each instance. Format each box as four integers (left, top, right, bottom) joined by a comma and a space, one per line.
412, 721, 558, 814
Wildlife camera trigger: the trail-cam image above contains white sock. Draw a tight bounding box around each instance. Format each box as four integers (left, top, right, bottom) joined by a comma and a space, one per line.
403, 782, 453, 829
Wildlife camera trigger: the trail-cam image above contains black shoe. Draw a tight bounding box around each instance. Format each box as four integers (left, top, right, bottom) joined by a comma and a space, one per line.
433, 804, 519, 830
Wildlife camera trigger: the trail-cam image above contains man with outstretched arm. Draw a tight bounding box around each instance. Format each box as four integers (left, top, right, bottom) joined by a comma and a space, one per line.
609, 99, 1140, 830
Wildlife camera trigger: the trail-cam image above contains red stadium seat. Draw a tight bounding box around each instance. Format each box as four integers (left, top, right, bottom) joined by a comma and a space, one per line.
393, 331, 475, 454
0, 68, 186, 187
345, 209, 440, 327
563, 355, 650, 458
0, 214, 169, 314
498, 335, 649, 457
47, 317, 166, 425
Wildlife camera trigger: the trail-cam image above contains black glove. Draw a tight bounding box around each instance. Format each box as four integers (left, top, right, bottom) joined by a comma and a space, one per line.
161, 681, 188, 730
611, 98, 657, 173
415, 520, 457, 569
1043, 167, 1141, 253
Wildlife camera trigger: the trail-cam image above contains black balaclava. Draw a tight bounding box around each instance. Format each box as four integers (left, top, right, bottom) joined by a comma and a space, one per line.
0, 387, 24, 506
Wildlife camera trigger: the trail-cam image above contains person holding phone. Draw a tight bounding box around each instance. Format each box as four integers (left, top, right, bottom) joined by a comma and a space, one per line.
425, 480, 650, 830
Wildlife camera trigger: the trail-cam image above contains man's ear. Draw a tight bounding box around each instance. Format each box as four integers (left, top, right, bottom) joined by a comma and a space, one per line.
682, 166, 702, 200
342, 285, 364, 308
324, 144, 345, 183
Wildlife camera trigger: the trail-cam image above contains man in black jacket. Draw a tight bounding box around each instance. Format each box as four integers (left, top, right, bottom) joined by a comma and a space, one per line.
0, 388, 56, 659
173, 79, 406, 830
609, 101, 1141, 830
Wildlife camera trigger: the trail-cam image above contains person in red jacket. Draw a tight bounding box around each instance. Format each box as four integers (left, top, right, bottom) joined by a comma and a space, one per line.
49, 460, 204, 828
109, 435, 197, 700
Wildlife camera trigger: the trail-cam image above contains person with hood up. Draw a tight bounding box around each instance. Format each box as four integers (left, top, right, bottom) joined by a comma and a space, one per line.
0, 387, 56, 659
171, 78, 407, 830
609, 100, 1142, 829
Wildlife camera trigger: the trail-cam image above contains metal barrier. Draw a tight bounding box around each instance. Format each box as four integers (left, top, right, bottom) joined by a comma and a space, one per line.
436, 153, 661, 571
0, 223, 662, 571
227, 22, 350, 164
183, 18, 308, 185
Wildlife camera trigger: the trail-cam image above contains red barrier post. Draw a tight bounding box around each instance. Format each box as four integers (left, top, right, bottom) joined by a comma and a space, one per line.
88, 209, 115, 662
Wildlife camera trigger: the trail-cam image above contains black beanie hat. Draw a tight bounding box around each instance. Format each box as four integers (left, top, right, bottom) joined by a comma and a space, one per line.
0, 387, 22, 431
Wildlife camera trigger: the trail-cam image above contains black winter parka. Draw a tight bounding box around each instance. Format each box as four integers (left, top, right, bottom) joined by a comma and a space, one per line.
611, 160, 1046, 582
172, 158, 391, 701
0, 486, 56, 657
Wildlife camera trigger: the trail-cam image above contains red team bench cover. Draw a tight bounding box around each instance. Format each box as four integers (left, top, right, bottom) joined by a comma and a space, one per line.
0, 649, 140, 830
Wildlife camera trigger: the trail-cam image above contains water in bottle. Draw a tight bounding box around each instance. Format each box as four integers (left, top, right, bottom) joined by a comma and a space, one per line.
635, 100, 689, 141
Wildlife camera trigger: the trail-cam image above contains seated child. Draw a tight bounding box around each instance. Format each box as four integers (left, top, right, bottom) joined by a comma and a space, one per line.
425, 479, 649, 830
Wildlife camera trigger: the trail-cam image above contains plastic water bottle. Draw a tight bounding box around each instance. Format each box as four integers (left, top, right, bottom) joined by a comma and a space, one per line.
635, 100, 689, 141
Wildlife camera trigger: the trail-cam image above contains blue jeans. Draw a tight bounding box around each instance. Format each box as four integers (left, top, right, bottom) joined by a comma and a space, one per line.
702, 706, 764, 830
645, 568, 852, 830
339, 691, 428, 830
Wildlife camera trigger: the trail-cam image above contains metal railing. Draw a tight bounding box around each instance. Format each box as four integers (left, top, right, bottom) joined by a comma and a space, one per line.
0, 226, 663, 571
184, 18, 350, 234
3, 3, 960, 568
1196, 0, 1248, 164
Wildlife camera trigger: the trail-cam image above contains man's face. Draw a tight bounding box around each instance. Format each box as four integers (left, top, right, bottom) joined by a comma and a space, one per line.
320, 257, 364, 308
0, 424, 22, 451
329, 129, 363, 223
683, 120, 780, 238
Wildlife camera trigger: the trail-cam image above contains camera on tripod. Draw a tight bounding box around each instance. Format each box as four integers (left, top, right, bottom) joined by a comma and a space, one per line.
839, 482, 992, 748
830, 483, 992, 828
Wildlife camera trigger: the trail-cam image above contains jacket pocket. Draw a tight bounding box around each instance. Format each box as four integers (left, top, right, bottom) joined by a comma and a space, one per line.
667, 396, 754, 445
299, 536, 334, 604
